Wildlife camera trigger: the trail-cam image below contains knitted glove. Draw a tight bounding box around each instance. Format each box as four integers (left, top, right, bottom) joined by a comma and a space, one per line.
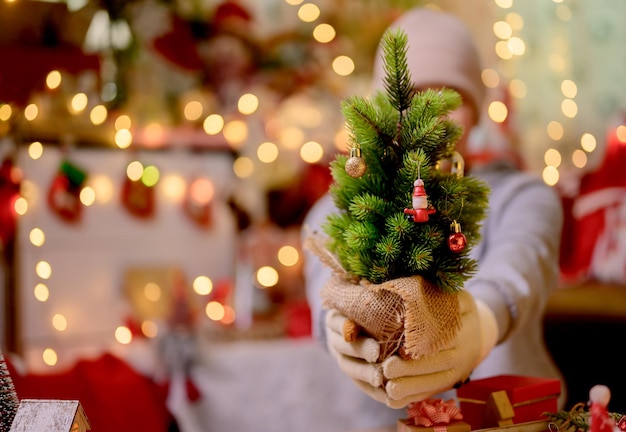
325, 290, 498, 409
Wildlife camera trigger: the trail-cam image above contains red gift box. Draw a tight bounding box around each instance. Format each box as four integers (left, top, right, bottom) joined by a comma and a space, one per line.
456, 375, 561, 430
397, 419, 472, 432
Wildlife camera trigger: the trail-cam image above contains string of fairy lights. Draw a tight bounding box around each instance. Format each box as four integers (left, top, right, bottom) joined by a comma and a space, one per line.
3, 0, 624, 369
0, 0, 356, 369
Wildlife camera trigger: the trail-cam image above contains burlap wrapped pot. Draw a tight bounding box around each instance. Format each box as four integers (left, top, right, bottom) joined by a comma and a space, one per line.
306, 232, 462, 362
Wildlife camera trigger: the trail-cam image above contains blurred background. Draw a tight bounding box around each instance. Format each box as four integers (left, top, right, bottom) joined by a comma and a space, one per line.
1, 0, 625, 431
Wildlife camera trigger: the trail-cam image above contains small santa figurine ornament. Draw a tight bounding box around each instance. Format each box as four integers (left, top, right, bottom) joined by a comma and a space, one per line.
404, 178, 436, 223
589, 384, 616, 432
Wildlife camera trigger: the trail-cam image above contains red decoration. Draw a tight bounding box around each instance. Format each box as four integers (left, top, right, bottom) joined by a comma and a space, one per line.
6, 353, 173, 432
558, 115, 626, 284
47, 159, 87, 223
404, 179, 436, 223
407, 398, 463, 427
121, 177, 155, 219
456, 375, 561, 430
448, 221, 466, 253
184, 176, 213, 228
590, 385, 615, 432
0, 157, 20, 245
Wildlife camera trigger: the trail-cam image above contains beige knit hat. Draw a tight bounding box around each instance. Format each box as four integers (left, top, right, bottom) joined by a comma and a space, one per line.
372, 8, 485, 122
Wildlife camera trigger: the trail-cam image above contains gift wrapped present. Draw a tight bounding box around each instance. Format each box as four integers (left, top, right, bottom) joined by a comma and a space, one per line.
398, 398, 472, 432
456, 375, 561, 430
397, 418, 472, 432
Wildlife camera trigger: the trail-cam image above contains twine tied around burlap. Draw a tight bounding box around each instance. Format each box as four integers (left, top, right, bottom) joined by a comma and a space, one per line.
305, 231, 461, 362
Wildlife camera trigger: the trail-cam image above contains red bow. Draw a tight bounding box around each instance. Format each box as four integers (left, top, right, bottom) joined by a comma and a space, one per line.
407, 398, 463, 427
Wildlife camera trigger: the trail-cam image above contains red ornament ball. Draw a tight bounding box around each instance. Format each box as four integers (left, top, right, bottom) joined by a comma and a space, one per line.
448, 232, 467, 253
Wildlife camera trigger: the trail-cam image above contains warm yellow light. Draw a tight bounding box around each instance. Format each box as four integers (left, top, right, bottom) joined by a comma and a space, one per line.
24, 104, 39, 121
238, 93, 259, 115
509, 79, 527, 99
493, 21, 512, 40
14, 197, 28, 215
495, 0, 513, 8
257, 141, 279, 163
616, 125, 626, 143
256, 266, 279, 288
90, 104, 108, 125
542, 166, 559, 186
203, 114, 225, 135
300, 141, 323, 163
34, 283, 49, 302
561, 99, 578, 119
547, 121, 564, 141
572, 149, 587, 168
220, 305, 236, 325
481, 69, 500, 89
332, 55, 355, 76
115, 326, 132, 344
28, 141, 44, 160
313, 23, 335, 43
278, 127, 304, 150
189, 177, 214, 204
277, 245, 299, 267
297, 3, 320, 22
80, 186, 96, 206
495, 41, 513, 60
141, 165, 160, 187
115, 115, 132, 131
334, 127, 349, 151
52, 314, 67, 331
46, 70, 62, 90
141, 321, 158, 338
184, 100, 204, 121
193, 275, 213, 295
42, 348, 58, 366
36, 260, 52, 279
161, 175, 186, 202
581, 133, 597, 152
115, 128, 133, 149
284, 0, 303, 4
30, 228, 45, 247
205, 301, 226, 321
544, 148, 562, 168
0, 104, 12, 121
223, 119, 248, 149
69, 92, 88, 114
90, 175, 115, 204
506, 12, 524, 31
561, 80, 577, 99
127, 161, 144, 181
507, 37, 525, 56
233, 156, 254, 178
488, 101, 508, 123
144, 282, 161, 302
143, 122, 164, 147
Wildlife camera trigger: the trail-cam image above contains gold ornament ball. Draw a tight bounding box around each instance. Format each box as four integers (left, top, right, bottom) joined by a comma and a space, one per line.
345, 156, 367, 178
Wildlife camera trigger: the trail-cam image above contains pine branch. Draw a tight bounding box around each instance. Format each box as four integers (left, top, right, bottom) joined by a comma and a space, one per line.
381, 28, 414, 116
0, 352, 19, 432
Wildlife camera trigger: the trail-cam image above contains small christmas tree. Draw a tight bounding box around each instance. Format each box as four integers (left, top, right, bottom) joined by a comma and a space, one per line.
325, 27, 489, 291
0, 351, 19, 432
310, 28, 490, 360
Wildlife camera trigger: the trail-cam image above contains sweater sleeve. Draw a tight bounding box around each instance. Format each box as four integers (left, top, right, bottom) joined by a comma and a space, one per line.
465, 170, 563, 343
302, 194, 335, 345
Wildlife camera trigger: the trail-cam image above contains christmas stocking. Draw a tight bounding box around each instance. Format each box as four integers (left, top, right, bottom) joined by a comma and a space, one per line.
47, 159, 87, 223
